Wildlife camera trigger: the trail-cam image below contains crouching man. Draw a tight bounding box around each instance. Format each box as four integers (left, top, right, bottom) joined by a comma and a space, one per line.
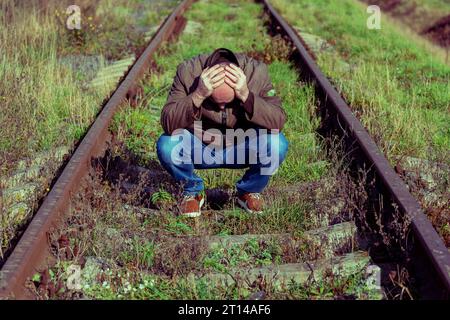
157, 48, 288, 217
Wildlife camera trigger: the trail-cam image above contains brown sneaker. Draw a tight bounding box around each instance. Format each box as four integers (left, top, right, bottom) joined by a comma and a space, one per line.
179, 194, 205, 217
237, 193, 263, 214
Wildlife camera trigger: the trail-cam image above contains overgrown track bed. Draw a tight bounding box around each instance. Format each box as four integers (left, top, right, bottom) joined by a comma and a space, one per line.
266, 0, 450, 297
0, 0, 449, 300
270, 0, 450, 250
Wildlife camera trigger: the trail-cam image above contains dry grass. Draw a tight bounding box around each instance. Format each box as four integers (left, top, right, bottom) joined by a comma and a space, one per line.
0, 0, 106, 174
0, 0, 178, 263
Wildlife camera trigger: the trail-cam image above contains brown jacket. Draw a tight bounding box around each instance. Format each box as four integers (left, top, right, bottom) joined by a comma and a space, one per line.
161, 53, 286, 140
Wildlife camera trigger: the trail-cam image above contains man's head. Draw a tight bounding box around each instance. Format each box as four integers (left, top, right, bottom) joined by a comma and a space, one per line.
210, 62, 235, 104
205, 48, 239, 105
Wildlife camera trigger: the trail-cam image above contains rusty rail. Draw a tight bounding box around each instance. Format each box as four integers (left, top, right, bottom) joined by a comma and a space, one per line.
261, 0, 450, 298
0, 0, 194, 299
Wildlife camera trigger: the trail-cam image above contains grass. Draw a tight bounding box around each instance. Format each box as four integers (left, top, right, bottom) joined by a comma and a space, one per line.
365, 0, 450, 25
271, 0, 450, 165
271, 0, 450, 247
70, 267, 377, 300
135, 172, 352, 237
359, 0, 450, 53
39, 172, 371, 300
38, 258, 375, 299
202, 238, 283, 273
0, 0, 177, 261
0, 1, 103, 171
0, 0, 177, 173
415, 0, 450, 11
36, 0, 378, 300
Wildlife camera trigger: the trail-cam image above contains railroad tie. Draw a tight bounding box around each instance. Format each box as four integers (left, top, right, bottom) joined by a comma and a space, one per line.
205, 221, 357, 259
89, 56, 136, 88
197, 251, 370, 291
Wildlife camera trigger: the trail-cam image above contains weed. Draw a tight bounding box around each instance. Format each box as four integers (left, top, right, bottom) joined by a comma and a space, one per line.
151, 188, 174, 209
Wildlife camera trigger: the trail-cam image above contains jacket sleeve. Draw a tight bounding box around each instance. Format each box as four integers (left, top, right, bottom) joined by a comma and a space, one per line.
241, 62, 286, 131
160, 63, 202, 135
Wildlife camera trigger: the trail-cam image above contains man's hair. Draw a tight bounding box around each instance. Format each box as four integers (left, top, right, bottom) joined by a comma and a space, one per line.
215, 61, 229, 67
205, 48, 239, 68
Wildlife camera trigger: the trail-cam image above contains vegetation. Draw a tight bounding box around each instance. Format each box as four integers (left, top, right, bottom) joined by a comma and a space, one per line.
271, 0, 450, 245
38, 0, 377, 300
271, 0, 449, 165
0, 0, 177, 174
0, 0, 176, 261
368, 0, 450, 23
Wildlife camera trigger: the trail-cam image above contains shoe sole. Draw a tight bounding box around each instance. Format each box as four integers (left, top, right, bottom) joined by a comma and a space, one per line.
181, 198, 205, 218
237, 198, 263, 214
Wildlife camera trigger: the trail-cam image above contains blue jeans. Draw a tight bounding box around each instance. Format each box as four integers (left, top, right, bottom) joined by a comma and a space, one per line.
156, 129, 288, 196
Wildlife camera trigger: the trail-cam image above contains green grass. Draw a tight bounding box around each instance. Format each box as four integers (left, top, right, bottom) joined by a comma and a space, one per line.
203, 238, 282, 273
416, 0, 450, 11
393, 0, 450, 16
271, 0, 450, 248
75, 268, 376, 300
0, 0, 177, 174
271, 0, 450, 165
0, 2, 103, 167
0, 0, 178, 262
43, 254, 376, 299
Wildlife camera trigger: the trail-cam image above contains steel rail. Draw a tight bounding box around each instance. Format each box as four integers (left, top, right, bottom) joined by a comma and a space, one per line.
0, 0, 194, 299
261, 0, 450, 297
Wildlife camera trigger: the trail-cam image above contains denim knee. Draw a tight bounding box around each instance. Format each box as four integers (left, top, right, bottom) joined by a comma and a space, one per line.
277, 133, 289, 161
156, 129, 193, 165
265, 132, 289, 162
156, 135, 174, 165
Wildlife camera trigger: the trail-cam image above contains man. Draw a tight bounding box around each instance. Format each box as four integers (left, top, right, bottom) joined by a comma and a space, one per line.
157, 48, 288, 217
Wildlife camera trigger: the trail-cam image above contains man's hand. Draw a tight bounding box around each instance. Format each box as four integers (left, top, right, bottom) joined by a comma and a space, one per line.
224, 64, 249, 102
192, 65, 225, 107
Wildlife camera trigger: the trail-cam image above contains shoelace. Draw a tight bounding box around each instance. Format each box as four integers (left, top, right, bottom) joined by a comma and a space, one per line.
183, 195, 199, 202
248, 193, 261, 199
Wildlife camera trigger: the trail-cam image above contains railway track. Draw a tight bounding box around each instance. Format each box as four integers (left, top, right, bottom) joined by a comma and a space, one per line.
0, 0, 449, 299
